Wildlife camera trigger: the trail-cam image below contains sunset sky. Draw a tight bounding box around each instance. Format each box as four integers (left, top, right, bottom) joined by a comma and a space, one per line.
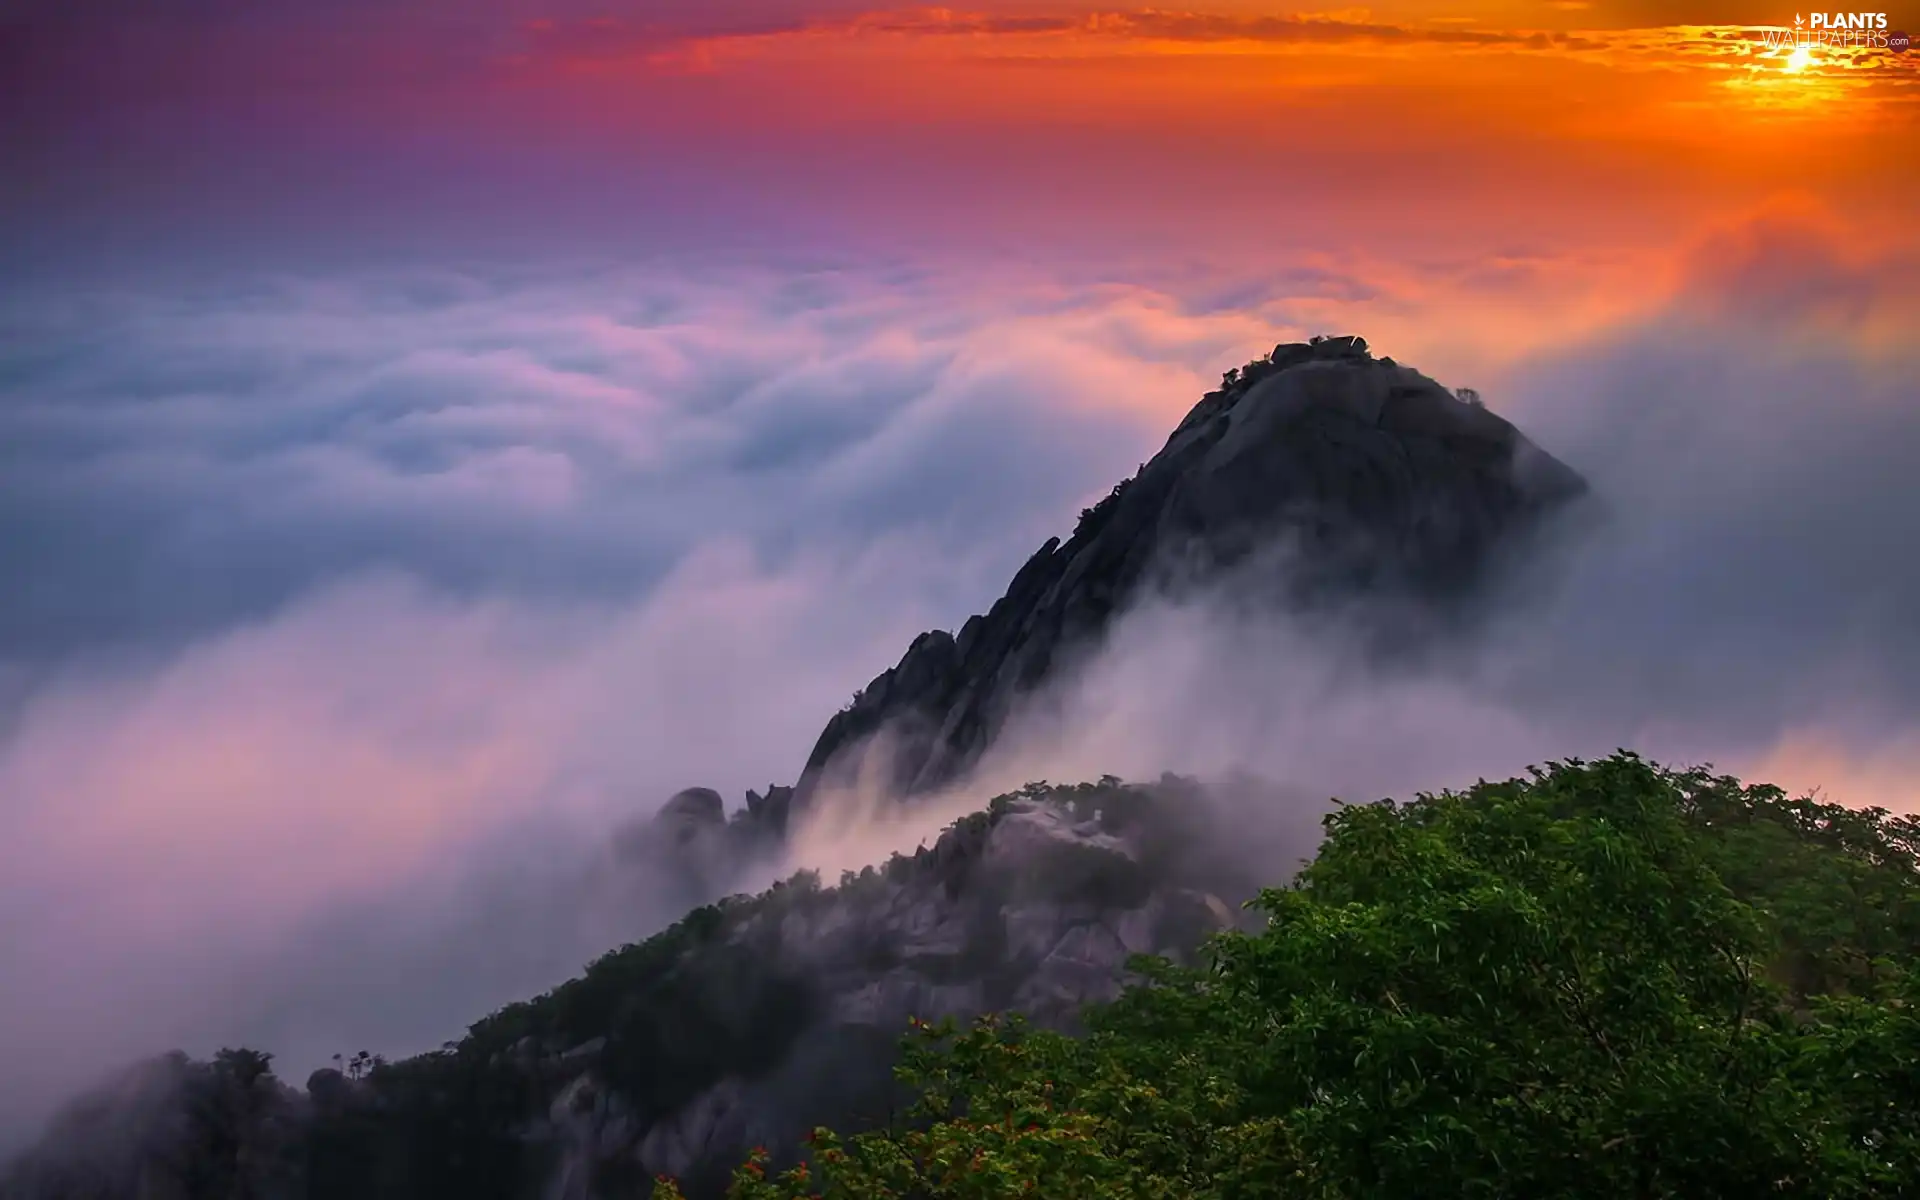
9, 1, 1917, 276
2, 0, 1917, 1153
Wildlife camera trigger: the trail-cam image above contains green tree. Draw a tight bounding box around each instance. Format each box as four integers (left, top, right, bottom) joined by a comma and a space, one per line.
664, 755, 1920, 1200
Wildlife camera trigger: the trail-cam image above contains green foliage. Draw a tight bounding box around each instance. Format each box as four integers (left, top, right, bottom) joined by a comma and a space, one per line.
675, 755, 1920, 1199
1216, 350, 1283, 399
1075, 476, 1138, 540
302, 782, 1178, 1199
300, 896, 820, 1200
211, 1046, 276, 1088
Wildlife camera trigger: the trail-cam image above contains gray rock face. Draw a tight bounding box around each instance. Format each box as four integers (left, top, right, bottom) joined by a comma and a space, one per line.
777, 337, 1585, 820
544, 1074, 643, 1200
561, 779, 1260, 1188
657, 787, 725, 835
608, 786, 741, 902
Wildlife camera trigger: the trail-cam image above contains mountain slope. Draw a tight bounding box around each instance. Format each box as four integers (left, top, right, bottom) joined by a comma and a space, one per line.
1, 337, 1589, 1199
4, 778, 1301, 1200
767, 335, 1585, 828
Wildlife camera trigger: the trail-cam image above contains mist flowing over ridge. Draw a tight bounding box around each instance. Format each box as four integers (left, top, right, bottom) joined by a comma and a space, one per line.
697, 334, 1586, 848
1, 334, 1597, 1199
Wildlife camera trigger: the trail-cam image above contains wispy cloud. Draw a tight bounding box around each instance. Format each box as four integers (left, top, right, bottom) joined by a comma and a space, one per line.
10, 2, 1913, 113
547, 4, 1917, 84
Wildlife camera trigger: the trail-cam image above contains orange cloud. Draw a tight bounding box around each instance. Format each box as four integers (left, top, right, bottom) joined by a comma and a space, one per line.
1751, 730, 1920, 816
1666, 193, 1920, 347
513, 4, 1918, 179
529, 4, 1917, 94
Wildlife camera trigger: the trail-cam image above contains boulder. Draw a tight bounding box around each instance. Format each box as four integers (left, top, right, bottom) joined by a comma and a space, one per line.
657, 787, 725, 831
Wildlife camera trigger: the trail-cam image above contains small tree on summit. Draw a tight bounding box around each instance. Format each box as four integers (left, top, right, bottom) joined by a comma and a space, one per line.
212, 1047, 274, 1088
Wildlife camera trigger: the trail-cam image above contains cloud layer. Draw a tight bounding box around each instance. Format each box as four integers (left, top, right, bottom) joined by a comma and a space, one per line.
0, 266, 1220, 667
2, 205, 1916, 1153
0, 261, 1305, 1150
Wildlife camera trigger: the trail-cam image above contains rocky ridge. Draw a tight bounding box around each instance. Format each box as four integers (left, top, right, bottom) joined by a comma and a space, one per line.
755, 334, 1585, 829
0, 336, 1590, 1200
532, 776, 1270, 1196
3, 778, 1291, 1200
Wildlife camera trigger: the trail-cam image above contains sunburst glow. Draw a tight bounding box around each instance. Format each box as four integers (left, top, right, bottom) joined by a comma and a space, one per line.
1786, 45, 1814, 71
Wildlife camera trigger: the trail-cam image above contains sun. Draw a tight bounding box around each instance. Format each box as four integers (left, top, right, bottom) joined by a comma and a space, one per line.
1785, 45, 1814, 71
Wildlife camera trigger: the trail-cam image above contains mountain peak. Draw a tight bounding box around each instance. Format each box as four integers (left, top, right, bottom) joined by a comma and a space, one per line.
0, 339, 1594, 1200
752, 337, 1587, 829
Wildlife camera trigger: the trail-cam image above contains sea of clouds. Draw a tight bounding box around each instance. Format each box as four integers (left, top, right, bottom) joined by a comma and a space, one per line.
1, 209, 1915, 1151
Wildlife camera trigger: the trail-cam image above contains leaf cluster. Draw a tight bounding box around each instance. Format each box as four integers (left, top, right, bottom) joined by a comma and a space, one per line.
671, 755, 1920, 1200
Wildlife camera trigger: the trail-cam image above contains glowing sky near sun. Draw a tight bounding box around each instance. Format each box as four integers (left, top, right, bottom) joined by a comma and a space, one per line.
6, 1, 1914, 269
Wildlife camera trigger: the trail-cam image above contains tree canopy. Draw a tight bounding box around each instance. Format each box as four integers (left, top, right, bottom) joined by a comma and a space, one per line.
662, 754, 1920, 1200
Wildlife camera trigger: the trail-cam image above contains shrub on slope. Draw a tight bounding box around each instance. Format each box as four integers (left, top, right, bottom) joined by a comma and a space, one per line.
679, 754, 1920, 1200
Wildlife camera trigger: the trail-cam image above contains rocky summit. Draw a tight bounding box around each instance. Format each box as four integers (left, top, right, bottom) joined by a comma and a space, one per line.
0, 338, 1588, 1200
764, 335, 1586, 827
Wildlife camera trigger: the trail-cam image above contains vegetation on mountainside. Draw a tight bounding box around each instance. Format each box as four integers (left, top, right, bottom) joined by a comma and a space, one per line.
293, 777, 1180, 1200
297, 893, 821, 1200
662, 754, 1920, 1200
1074, 476, 1136, 540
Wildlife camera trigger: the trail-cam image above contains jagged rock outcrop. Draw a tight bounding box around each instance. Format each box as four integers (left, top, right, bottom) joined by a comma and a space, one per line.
656, 788, 725, 835
646, 787, 733, 882
508, 776, 1278, 1196
757, 336, 1585, 828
